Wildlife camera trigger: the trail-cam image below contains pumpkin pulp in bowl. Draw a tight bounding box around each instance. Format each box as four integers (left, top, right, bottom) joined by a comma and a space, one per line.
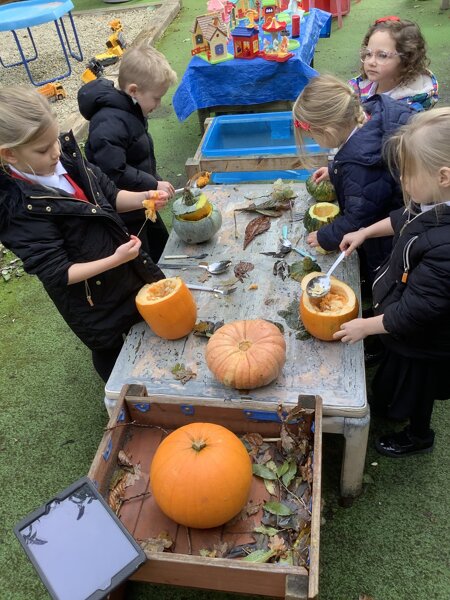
299, 272, 359, 341
135, 277, 197, 340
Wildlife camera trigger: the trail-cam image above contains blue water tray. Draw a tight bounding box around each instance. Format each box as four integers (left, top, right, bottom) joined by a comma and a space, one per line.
201, 112, 322, 158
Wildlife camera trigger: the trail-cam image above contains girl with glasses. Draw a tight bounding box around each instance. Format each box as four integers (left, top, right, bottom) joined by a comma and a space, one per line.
349, 16, 438, 112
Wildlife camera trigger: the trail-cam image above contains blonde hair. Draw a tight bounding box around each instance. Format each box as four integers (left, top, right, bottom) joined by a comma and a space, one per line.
118, 43, 177, 91
293, 74, 365, 159
385, 107, 450, 207
0, 86, 56, 150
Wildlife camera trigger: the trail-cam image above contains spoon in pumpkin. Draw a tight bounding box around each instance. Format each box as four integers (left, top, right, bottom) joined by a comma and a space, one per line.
305, 251, 346, 298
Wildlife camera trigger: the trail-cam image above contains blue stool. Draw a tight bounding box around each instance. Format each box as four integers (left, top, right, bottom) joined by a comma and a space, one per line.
0, 0, 83, 86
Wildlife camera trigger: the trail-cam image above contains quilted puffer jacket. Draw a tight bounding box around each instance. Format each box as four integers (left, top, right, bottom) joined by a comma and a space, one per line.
0, 131, 164, 351
317, 94, 414, 277
373, 204, 450, 360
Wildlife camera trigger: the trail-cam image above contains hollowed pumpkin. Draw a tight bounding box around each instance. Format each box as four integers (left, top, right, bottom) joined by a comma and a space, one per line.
150, 422, 253, 529
299, 272, 359, 341
135, 277, 197, 340
172, 191, 222, 244
205, 319, 286, 389
303, 202, 340, 233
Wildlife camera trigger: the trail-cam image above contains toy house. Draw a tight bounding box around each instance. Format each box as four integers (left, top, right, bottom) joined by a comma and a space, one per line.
191, 13, 233, 64
231, 26, 259, 59
261, 0, 278, 24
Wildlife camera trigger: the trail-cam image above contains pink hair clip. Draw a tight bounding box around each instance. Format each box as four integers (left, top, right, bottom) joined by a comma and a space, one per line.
375, 15, 401, 24
294, 119, 311, 131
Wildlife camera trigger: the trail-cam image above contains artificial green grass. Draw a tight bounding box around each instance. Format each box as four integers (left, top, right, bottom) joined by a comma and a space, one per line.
1, 1, 450, 599
72, 0, 158, 13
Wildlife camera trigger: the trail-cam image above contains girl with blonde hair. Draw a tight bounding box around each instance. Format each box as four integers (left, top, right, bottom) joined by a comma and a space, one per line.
293, 73, 413, 282
0, 86, 169, 381
335, 107, 450, 457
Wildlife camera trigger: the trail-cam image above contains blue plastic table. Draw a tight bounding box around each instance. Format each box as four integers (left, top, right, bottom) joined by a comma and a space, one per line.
173, 8, 331, 124
0, 0, 83, 86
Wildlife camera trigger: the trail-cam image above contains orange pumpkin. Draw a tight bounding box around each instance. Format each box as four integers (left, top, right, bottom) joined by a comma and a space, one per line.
299, 272, 359, 341
150, 422, 253, 529
205, 319, 286, 389
135, 277, 197, 340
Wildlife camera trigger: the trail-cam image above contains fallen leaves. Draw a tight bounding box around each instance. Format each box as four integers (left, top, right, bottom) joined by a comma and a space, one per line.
234, 261, 255, 282
171, 362, 197, 384
243, 215, 271, 250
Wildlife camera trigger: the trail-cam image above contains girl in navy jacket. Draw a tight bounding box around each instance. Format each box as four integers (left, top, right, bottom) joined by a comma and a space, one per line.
334, 108, 450, 457
293, 74, 413, 282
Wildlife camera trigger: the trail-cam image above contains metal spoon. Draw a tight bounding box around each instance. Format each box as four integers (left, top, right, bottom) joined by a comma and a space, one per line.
306, 251, 346, 298
164, 253, 208, 260
159, 260, 231, 275
279, 237, 316, 261
187, 284, 237, 295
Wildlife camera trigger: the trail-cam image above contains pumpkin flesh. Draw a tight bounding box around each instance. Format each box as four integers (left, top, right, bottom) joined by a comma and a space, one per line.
299, 272, 358, 341
150, 422, 253, 529
303, 202, 340, 233
205, 319, 286, 389
135, 277, 197, 340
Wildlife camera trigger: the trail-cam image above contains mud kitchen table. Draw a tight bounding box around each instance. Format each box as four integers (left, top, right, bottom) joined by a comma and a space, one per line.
105, 183, 370, 499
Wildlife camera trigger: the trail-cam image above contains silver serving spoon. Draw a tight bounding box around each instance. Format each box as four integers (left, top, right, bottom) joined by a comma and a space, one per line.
280, 225, 316, 260
306, 251, 346, 298
159, 260, 231, 275
164, 253, 208, 260
187, 284, 237, 295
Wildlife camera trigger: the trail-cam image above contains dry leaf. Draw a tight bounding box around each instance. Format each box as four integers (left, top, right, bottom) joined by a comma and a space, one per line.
117, 450, 133, 469
124, 462, 142, 486
193, 320, 224, 338
273, 259, 289, 280
197, 270, 210, 283
268, 535, 287, 555
171, 363, 197, 384
243, 216, 271, 250
234, 261, 254, 282
140, 531, 174, 556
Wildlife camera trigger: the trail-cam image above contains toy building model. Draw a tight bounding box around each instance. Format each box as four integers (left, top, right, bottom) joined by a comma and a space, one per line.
191, 13, 233, 64
231, 26, 259, 59
261, 16, 293, 61
261, 0, 279, 24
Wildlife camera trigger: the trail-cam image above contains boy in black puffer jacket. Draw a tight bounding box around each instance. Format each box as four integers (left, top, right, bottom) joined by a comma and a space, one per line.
78, 44, 177, 263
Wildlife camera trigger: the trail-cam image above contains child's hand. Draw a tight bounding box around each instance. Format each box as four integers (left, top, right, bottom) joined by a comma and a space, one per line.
340, 229, 366, 255
145, 190, 169, 209
312, 167, 330, 183
157, 181, 175, 198
114, 235, 142, 265
333, 319, 368, 344
306, 231, 319, 247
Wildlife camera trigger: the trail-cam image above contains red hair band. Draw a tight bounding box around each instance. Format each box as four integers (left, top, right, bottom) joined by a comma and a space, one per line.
294, 119, 311, 131
375, 15, 401, 24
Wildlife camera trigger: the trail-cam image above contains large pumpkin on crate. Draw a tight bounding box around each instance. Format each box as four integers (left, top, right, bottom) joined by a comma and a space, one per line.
150, 422, 253, 529
172, 189, 222, 244
303, 202, 340, 233
205, 319, 286, 390
305, 175, 337, 202
135, 277, 197, 340
299, 272, 359, 341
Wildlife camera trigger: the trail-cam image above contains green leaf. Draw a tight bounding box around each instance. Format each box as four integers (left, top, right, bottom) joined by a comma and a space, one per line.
277, 461, 290, 477
253, 525, 280, 537
253, 464, 278, 480
264, 501, 294, 516
242, 549, 276, 563
264, 479, 277, 496
282, 461, 297, 488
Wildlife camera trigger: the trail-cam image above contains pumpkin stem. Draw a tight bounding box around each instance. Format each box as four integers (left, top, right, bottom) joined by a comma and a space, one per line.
238, 340, 251, 351
191, 439, 207, 452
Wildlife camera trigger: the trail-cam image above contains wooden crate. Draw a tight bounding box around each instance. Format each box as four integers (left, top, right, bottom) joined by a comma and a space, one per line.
185, 118, 329, 180
89, 384, 322, 600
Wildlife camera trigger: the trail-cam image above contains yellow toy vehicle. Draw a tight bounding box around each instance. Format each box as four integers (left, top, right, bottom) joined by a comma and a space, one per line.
37, 82, 67, 102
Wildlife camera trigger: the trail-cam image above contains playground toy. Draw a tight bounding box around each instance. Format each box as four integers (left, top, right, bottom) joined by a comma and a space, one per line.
105, 19, 127, 57
81, 20, 126, 82
37, 82, 67, 102
191, 13, 233, 64
261, 16, 293, 61
231, 26, 259, 59
81, 58, 104, 83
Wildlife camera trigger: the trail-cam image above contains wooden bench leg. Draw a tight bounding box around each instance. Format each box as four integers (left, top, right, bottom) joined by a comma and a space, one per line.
340, 412, 370, 499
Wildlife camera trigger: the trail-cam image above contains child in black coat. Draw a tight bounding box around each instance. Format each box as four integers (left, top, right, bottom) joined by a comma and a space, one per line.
335, 107, 450, 457
78, 43, 178, 263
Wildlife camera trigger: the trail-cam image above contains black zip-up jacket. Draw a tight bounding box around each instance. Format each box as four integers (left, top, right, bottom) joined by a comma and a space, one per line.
0, 132, 164, 351
318, 95, 414, 276
373, 204, 450, 360
78, 78, 159, 191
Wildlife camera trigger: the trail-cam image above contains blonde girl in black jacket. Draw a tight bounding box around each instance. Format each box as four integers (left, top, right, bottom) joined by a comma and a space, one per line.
0, 87, 169, 382
334, 107, 450, 458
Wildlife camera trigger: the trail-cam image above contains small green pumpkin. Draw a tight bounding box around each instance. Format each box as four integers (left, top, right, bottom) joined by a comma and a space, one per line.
172, 191, 222, 244
305, 175, 336, 202
303, 202, 340, 233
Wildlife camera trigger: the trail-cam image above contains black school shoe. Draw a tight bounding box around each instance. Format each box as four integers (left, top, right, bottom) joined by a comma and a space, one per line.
375, 427, 435, 458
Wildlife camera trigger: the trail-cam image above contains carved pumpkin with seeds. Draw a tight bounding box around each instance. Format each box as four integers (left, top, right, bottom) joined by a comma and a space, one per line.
299, 272, 359, 341
150, 422, 253, 529
135, 277, 197, 340
205, 319, 286, 389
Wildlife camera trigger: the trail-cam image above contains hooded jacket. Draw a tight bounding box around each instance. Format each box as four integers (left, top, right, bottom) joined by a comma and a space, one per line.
373, 203, 450, 360
0, 132, 164, 351
317, 94, 414, 276
78, 78, 160, 191
348, 70, 439, 112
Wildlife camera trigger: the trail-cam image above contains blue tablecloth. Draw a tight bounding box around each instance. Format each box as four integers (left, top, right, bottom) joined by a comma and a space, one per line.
173, 8, 331, 122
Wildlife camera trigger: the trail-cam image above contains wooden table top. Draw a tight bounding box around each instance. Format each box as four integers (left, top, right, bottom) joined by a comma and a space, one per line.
105, 183, 367, 418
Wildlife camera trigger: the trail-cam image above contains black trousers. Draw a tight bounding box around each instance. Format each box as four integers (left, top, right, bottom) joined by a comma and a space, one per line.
91, 346, 123, 382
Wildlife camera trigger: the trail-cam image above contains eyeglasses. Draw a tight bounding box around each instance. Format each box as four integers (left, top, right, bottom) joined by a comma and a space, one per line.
359, 48, 403, 64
